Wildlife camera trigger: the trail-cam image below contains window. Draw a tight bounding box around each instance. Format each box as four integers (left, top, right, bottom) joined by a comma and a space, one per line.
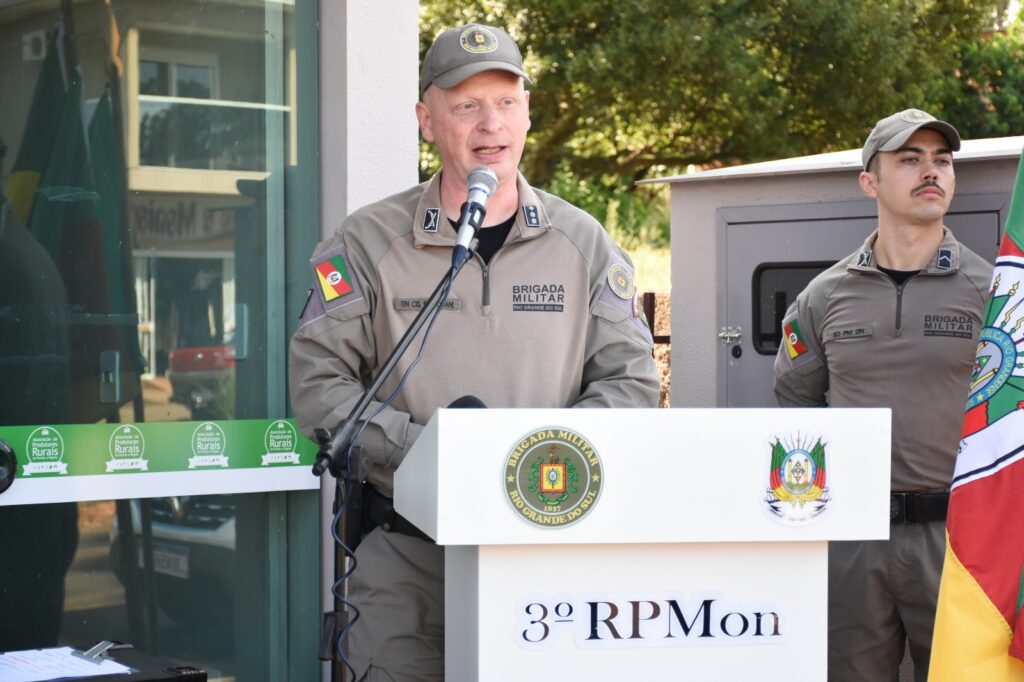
135, 42, 288, 171
751, 262, 835, 354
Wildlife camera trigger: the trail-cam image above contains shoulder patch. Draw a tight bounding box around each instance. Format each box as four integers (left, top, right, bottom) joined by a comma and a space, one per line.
597, 255, 651, 342
783, 319, 809, 359
779, 314, 818, 368
523, 204, 541, 228
606, 263, 635, 300
308, 244, 364, 317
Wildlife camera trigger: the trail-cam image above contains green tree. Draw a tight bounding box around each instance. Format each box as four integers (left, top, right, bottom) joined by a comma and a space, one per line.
420, 1, 1007, 248
926, 19, 1024, 139
421, 0, 1005, 186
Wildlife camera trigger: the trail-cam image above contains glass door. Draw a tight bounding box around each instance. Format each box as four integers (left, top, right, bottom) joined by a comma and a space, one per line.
0, 1, 319, 679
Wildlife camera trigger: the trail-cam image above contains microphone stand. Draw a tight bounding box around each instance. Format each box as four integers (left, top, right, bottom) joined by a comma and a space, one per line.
313, 245, 476, 679
311, 253, 472, 478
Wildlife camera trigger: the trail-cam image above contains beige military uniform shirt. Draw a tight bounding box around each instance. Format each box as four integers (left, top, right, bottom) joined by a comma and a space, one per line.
774, 228, 991, 491
289, 171, 660, 491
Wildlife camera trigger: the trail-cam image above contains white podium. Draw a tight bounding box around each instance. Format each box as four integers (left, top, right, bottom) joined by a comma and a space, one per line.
395, 408, 890, 681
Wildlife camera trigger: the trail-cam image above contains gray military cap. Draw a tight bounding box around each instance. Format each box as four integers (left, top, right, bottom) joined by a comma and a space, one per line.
420, 23, 529, 95
862, 109, 961, 170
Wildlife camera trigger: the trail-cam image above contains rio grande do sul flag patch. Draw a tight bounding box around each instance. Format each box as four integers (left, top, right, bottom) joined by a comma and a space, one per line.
315, 254, 354, 302
784, 320, 808, 359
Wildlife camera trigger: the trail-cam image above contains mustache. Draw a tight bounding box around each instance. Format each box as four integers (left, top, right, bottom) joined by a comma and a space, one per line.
913, 181, 945, 197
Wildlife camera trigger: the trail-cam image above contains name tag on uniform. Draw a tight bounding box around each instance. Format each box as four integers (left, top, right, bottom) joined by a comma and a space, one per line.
393, 297, 460, 312
829, 326, 873, 341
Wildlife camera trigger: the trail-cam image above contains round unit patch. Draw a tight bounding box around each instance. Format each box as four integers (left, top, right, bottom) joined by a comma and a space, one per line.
504, 427, 602, 528
607, 263, 635, 300
460, 26, 498, 53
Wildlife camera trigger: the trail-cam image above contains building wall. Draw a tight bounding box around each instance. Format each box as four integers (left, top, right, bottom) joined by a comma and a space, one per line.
320, 0, 419, 235
317, 6, 419, 676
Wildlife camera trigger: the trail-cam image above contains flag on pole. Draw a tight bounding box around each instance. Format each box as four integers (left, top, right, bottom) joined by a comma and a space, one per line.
929, 151, 1024, 680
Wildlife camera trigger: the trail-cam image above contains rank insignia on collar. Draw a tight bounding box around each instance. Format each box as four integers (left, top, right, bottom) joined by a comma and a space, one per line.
523, 205, 541, 228
937, 248, 953, 270
857, 250, 872, 267
422, 208, 440, 233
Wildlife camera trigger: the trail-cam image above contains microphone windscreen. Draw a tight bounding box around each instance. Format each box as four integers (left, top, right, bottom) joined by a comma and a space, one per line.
467, 166, 498, 195
447, 395, 487, 409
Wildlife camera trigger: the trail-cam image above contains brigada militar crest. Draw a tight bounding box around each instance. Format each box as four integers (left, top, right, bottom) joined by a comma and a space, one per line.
504, 427, 602, 528
764, 434, 831, 525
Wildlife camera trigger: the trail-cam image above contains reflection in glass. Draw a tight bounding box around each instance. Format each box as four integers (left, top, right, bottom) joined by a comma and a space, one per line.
139, 60, 169, 96
0, 0, 308, 678
177, 64, 212, 99
139, 100, 284, 170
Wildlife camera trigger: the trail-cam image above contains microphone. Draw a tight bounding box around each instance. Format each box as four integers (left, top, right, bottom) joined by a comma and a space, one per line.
447, 395, 487, 409
451, 166, 498, 268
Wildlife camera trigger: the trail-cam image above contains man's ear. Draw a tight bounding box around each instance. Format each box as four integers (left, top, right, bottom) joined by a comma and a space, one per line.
859, 170, 879, 199
415, 100, 434, 142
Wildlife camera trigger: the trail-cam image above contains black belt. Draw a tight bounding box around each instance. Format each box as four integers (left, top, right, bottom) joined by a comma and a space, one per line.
362, 484, 433, 543
890, 491, 949, 524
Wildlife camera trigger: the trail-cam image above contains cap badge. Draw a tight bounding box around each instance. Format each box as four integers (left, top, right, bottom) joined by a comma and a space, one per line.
460, 26, 498, 54
900, 109, 933, 123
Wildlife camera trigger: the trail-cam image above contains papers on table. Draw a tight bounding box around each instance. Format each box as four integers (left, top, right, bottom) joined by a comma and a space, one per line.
0, 646, 134, 681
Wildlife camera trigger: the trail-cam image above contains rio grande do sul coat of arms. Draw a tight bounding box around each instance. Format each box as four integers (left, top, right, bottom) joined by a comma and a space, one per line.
764, 435, 831, 525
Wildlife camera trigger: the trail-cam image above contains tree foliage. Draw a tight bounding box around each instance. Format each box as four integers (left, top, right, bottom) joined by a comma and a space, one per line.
420, 0, 1007, 187
926, 20, 1024, 139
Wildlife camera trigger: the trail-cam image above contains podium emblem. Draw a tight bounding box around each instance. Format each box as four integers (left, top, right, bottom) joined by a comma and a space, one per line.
764, 435, 831, 525
504, 428, 603, 528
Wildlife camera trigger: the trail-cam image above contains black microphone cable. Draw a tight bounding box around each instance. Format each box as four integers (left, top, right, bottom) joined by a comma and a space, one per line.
330, 482, 361, 681
331, 268, 456, 672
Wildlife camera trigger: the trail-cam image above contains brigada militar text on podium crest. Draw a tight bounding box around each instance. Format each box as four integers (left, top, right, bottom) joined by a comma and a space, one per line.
764, 434, 831, 525
504, 427, 602, 528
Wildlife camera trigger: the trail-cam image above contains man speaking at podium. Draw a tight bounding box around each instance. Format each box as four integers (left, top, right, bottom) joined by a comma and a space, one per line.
289, 23, 659, 681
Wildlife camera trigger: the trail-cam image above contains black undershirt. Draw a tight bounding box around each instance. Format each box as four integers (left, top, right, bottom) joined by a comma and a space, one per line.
449, 213, 517, 264
877, 265, 920, 286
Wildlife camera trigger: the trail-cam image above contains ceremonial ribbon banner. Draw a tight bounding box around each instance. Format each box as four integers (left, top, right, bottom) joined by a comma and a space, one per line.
930, 151, 1024, 681
0, 419, 319, 506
